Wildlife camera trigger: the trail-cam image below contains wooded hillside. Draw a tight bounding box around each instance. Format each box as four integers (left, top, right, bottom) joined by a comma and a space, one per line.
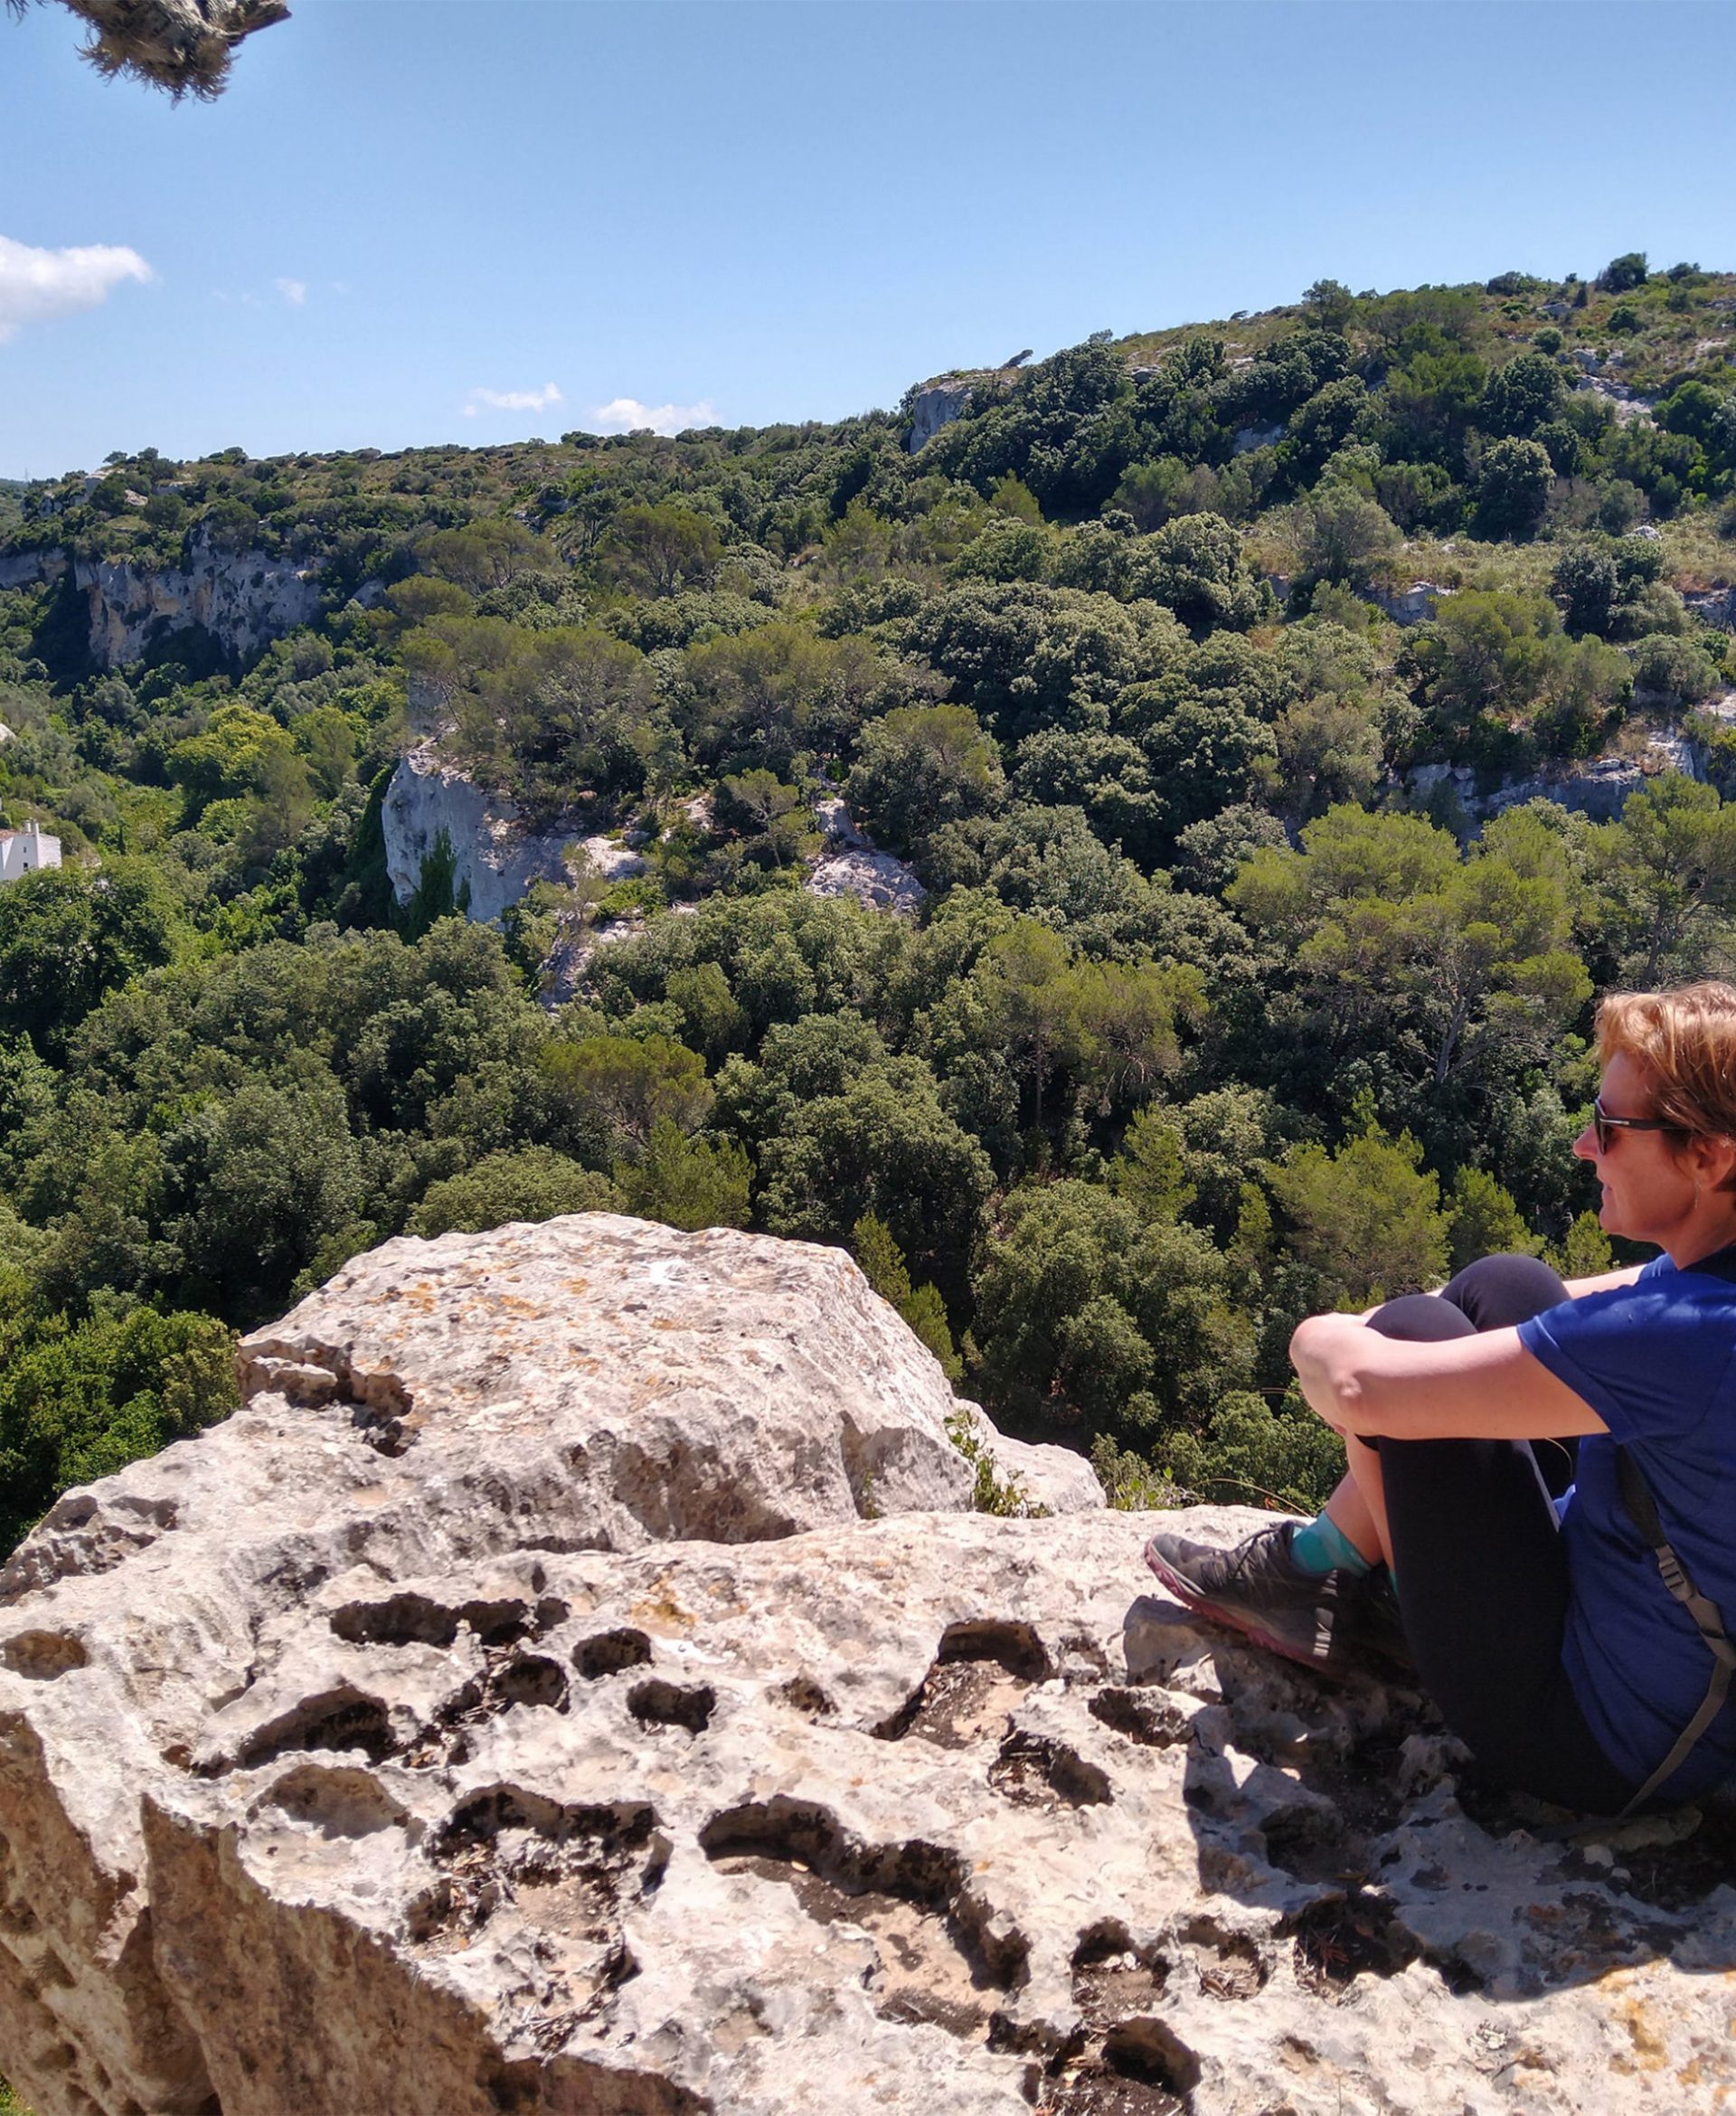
4, 258, 1735, 1547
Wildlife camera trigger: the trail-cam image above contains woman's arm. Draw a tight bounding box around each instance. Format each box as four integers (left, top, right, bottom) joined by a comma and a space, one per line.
1561, 1262, 1646, 1298
1289, 1312, 1609, 1442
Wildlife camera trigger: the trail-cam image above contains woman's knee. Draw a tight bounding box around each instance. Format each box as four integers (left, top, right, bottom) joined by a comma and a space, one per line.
1439, 1252, 1570, 1332
1365, 1291, 1477, 1343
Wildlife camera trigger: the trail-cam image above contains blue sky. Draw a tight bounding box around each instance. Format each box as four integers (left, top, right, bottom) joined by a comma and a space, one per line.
3, 0, 1733, 478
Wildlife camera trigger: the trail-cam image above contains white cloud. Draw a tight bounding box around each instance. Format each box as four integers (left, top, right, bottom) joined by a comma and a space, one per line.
0, 233, 153, 345
463, 382, 563, 419
590, 395, 716, 437
274, 277, 307, 307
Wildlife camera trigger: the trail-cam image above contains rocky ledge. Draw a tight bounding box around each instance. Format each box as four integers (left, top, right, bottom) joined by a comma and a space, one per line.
0, 1217, 1732, 2116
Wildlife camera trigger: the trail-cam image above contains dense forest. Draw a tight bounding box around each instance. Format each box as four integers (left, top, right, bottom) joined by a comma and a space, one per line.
5, 257, 1736, 1551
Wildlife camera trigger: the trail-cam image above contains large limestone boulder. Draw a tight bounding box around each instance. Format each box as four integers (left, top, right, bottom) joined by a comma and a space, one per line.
1, 1216, 1731, 2116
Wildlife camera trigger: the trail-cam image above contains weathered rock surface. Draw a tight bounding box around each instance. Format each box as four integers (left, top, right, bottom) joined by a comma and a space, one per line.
7, 1494, 1736, 2116
381, 745, 579, 925
5, 1219, 1733, 2116
804, 795, 927, 914
0, 536, 325, 667
906, 376, 988, 452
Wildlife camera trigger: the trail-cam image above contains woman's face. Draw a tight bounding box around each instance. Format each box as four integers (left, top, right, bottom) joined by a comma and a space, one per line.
1571, 1050, 1696, 1246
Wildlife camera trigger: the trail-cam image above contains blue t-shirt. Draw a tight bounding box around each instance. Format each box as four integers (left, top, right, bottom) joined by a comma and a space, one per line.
1518, 1254, 1736, 1799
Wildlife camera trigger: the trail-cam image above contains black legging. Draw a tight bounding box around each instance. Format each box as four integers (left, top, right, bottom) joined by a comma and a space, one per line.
1366, 1254, 1638, 1814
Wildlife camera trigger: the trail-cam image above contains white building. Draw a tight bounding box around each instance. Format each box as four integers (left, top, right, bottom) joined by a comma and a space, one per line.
0, 821, 61, 883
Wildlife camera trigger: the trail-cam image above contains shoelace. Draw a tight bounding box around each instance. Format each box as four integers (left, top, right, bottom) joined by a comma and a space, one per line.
1217, 1525, 1293, 1590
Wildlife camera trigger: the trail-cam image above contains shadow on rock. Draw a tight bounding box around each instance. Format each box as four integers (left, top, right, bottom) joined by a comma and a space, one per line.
1123, 1584, 1736, 2007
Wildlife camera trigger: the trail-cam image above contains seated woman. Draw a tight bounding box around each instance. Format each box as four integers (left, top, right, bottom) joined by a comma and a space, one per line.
1146, 981, 1736, 1816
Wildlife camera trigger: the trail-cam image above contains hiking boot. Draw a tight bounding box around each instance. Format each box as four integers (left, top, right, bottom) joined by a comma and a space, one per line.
1143, 1520, 1357, 1677
1343, 1564, 1413, 1677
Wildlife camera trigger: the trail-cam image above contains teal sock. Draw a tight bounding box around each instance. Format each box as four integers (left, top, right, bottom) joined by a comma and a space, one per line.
1289, 1513, 1373, 1578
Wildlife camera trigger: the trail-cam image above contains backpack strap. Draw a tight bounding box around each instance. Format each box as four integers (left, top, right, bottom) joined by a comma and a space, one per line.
1614, 1444, 1736, 1815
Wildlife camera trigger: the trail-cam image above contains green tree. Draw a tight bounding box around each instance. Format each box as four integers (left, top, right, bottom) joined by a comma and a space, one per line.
603, 502, 722, 596
851, 1211, 960, 1378
1447, 1165, 1543, 1274
409, 1147, 618, 1236
1591, 775, 1736, 984
539, 1033, 712, 1156
1160, 1389, 1345, 1513
1474, 437, 1553, 540
845, 704, 1006, 856
0, 863, 179, 1054
617, 1119, 752, 1233
1270, 1110, 1450, 1308
0, 1299, 238, 1554
1599, 252, 1648, 294
1110, 1105, 1195, 1223
970, 1178, 1248, 1441
1479, 352, 1566, 439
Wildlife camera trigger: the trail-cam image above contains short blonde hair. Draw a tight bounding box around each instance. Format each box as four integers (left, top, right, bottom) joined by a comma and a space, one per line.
1595, 983, 1736, 1160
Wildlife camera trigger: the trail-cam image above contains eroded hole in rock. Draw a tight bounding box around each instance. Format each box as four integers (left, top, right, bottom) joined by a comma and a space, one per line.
410, 1788, 659, 1980
1246, 1727, 1411, 1889
1178, 1916, 1267, 1999
778, 1674, 835, 1715
940, 1620, 1051, 1682
874, 1622, 1050, 1749
264, 1762, 410, 1839
989, 1731, 1112, 1811
1089, 1688, 1188, 1749
223, 1686, 396, 1773
1040, 2016, 1197, 2116
350, 1403, 412, 1457
627, 1677, 714, 1733
703, 1796, 1025, 2025
1071, 1925, 1170, 2027
1288, 1891, 1419, 1998
1259, 1805, 1347, 1888
574, 1628, 653, 1679
495, 1655, 570, 1712
447, 1786, 656, 1853
0, 1630, 89, 1680
330, 1593, 460, 1649
1105, 2018, 1201, 2097
458, 1598, 535, 1648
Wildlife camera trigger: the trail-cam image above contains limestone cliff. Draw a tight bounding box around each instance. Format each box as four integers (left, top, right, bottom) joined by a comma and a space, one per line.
0, 1216, 1730, 2116
0, 534, 325, 668
380, 745, 580, 926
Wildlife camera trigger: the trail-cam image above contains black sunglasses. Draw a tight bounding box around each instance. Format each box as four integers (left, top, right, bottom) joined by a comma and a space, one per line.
1592, 1095, 1689, 1155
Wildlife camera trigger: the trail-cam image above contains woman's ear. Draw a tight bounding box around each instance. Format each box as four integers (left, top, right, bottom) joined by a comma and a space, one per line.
1689, 1129, 1736, 1196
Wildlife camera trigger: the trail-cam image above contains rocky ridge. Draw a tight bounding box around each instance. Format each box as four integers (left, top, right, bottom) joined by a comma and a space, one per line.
2, 1214, 1733, 2116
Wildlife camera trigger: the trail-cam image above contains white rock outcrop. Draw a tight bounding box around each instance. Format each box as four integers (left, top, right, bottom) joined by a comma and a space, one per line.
0, 549, 67, 594
381, 746, 579, 925
804, 795, 927, 915
906, 378, 980, 452
0, 535, 337, 668
5, 1216, 1733, 2116
1406, 731, 1705, 825
80, 534, 323, 666
1371, 580, 1452, 628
